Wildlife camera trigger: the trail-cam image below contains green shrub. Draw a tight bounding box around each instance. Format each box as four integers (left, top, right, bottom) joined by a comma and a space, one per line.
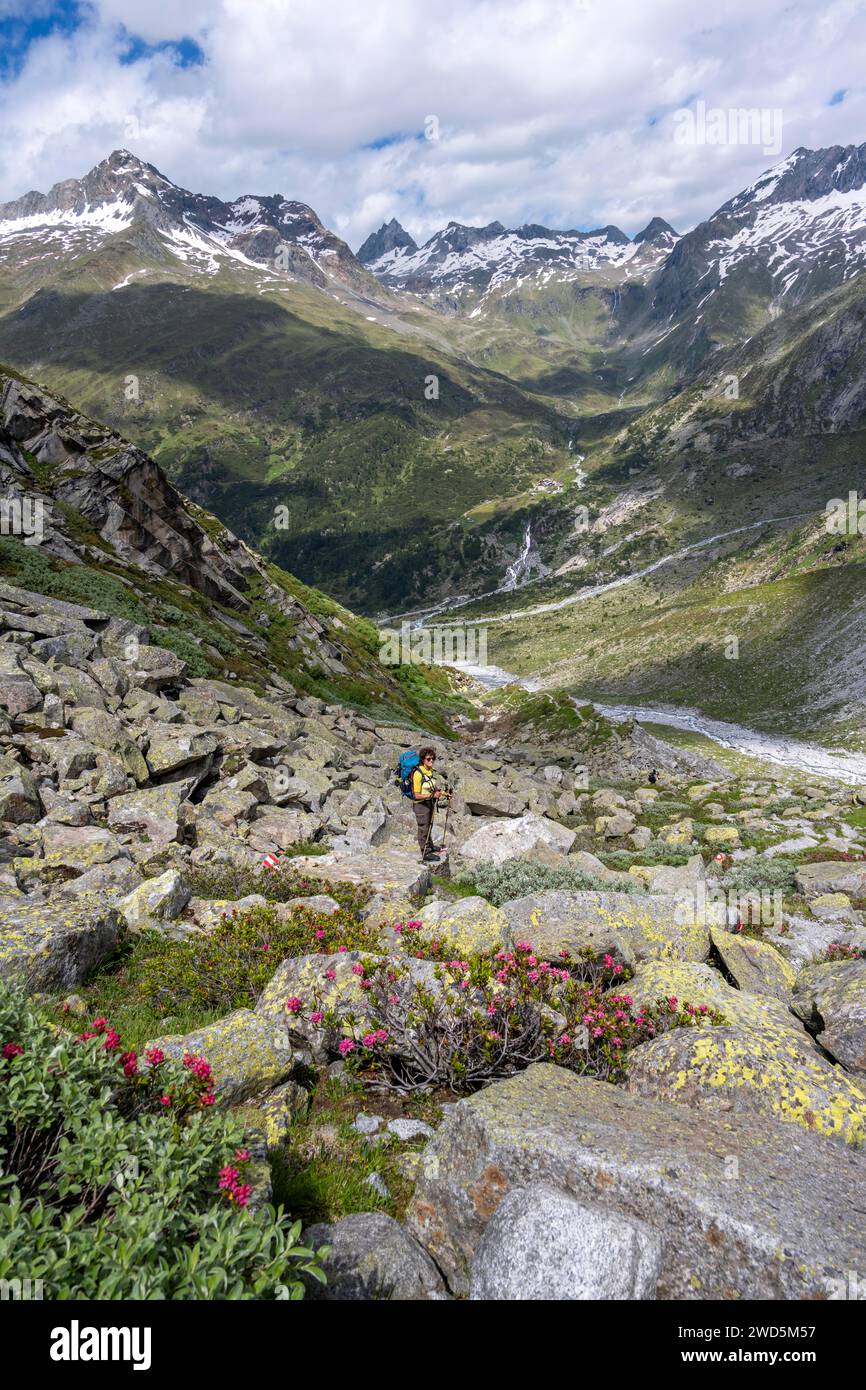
0, 984, 326, 1299
150, 627, 217, 677
718, 856, 799, 896
133, 903, 382, 1015
185, 860, 354, 907
463, 857, 642, 906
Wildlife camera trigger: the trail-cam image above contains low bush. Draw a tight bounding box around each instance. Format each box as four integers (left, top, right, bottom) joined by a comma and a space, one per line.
463, 858, 642, 906
718, 856, 799, 895
185, 860, 358, 909
306, 943, 725, 1093
0, 984, 326, 1299
820, 942, 865, 962
134, 904, 383, 1014
799, 847, 866, 864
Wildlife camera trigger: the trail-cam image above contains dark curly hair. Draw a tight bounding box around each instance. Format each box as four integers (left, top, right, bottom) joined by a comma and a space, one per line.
418, 746, 436, 762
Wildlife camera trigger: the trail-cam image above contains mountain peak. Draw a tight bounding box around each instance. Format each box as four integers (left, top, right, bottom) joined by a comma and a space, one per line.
0, 150, 379, 297
356, 217, 417, 264
633, 216, 678, 245
726, 140, 866, 216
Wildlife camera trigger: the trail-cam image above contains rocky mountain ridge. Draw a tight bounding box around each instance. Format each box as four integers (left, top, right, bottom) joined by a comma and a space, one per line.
0, 149, 380, 297
357, 215, 678, 300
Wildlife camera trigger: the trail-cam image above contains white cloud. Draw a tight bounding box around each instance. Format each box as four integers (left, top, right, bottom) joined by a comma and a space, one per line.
0, 0, 864, 248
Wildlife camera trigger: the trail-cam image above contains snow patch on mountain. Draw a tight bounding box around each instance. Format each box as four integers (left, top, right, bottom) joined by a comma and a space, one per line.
711, 181, 866, 293
0, 199, 134, 243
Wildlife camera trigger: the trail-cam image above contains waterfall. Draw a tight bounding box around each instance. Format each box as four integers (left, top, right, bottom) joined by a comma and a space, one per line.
503, 522, 533, 591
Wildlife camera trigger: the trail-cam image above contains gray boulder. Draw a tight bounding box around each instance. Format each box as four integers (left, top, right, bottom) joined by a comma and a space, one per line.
459, 813, 576, 866
792, 959, 866, 1074
406, 1064, 866, 1298
107, 783, 189, 843
795, 861, 866, 899
0, 756, 40, 823
119, 869, 192, 930
302, 1213, 447, 1300
469, 1183, 663, 1300
457, 774, 525, 818
69, 708, 149, 782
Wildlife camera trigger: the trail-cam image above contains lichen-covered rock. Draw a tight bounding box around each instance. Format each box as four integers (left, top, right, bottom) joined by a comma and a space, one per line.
255, 950, 443, 1056
708, 926, 797, 1003
278, 894, 341, 917
457, 774, 525, 818
125, 643, 187, 691
795, 861, 866, 899
16, 824, 131, 884
255, 950, 384, 1049
118, 870, 191, 930
0, 891, 123, 989
469, 1183, 663, 1301
0, 668, 42, 716
503, 890, 712, 965
282, 847, 431, 902
239, 1078, 309, 1149
247, 808, 322, 852
184, 894, 267, 932
765, 912, 866, 970
107, 784, 189, 843
414, 897, 510, 956
626, 1022, 866, 1148
0, 755, 40, 823
198, 784, 260, 825
703, 825, 740, 848
406, 1064, 866, 1298
792, 959, 866, 1074
611, 959, 805, 1034
645, 856, 706, 896
501, 889, 636, 966
660, 818, 694, 846
810, 893, 855, 919
68, 707, 149, 782
595, 810, 636, 838
302, 1213, 448, 1300
145, 1009, 294, 1103
144, 723, 218, 776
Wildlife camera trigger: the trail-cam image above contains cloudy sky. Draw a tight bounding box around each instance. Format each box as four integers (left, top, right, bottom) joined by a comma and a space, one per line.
0, 0, 864, 248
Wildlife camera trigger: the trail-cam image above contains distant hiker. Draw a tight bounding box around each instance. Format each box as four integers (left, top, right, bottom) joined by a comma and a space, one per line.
648, 768, 658, 785
412, 746, 444, 860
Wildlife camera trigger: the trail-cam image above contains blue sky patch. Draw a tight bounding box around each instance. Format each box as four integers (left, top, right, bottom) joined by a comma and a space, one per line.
119, 32, 206, 68
0, 0, 84, 80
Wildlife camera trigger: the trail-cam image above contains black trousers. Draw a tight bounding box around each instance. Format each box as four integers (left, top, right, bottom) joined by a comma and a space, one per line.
413, 798, 435, 854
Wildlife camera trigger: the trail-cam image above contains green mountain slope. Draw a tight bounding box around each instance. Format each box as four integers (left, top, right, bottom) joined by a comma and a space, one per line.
0, 364, 467, 734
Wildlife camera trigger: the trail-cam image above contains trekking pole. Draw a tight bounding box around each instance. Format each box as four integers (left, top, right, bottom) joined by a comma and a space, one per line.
439, 794, 452, 857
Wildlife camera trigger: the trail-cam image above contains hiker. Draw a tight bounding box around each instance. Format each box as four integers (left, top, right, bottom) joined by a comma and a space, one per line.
411, 746, 445, 860
648, 768, 658, 785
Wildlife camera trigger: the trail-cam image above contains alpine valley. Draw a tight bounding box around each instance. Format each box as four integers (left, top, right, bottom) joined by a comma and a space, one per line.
1, 143, 865, 749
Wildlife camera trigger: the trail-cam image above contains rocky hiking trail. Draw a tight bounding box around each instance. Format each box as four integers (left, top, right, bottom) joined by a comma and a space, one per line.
3, 584, 866, 1300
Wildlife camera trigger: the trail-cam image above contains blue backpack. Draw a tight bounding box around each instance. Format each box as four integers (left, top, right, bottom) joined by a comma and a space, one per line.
397, 749, 420, 799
